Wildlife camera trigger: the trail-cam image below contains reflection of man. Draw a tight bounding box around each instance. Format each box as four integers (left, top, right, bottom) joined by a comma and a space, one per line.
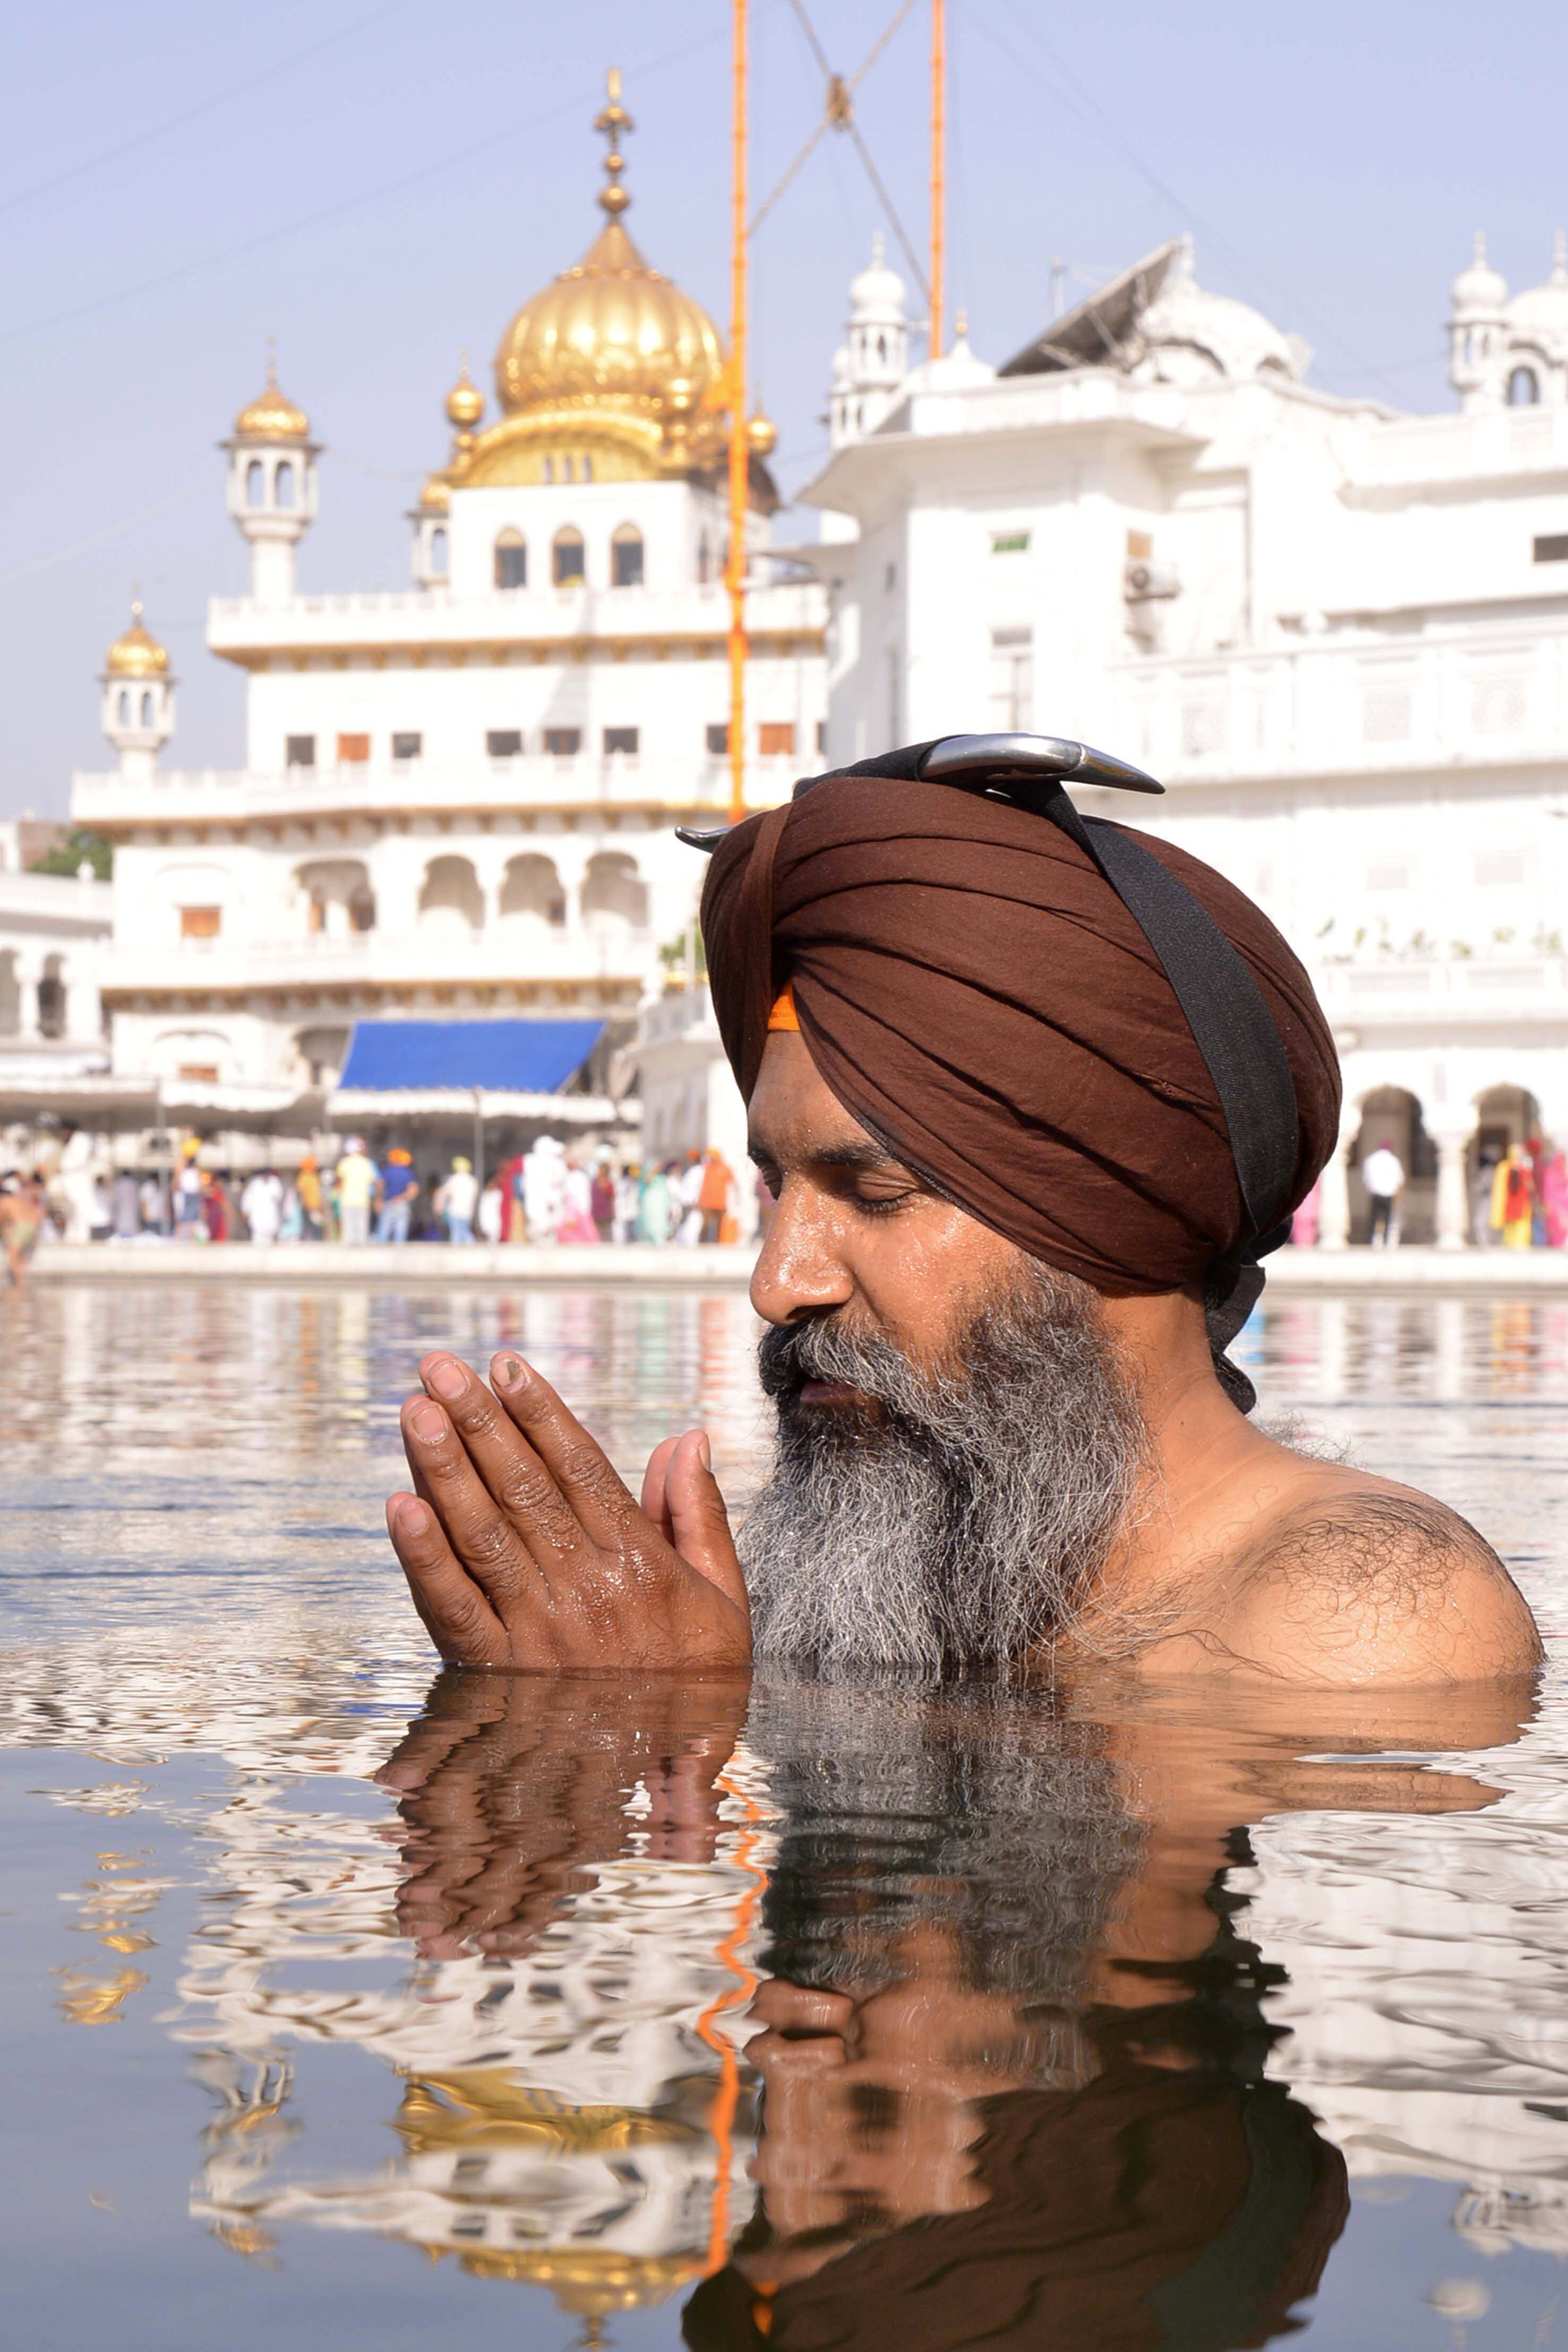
384, 735, 1540, 1685
369, 1674, 1529, 2352
1360, 1141, 1404, 1247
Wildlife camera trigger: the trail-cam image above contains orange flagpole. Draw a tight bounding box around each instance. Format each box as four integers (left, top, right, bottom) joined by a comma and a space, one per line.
726, 0, 749, 827
930, 0, 945, 360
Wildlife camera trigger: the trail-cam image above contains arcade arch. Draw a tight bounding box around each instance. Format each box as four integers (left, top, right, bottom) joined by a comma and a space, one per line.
499, 854, 566, 929
295, 858, 375, 937
418, 855, 484, 937
581, 851, 647, 934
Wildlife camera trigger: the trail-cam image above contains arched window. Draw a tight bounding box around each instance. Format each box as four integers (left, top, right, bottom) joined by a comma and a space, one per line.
275, 459, 296, 509
553, 526, 586, 586
417, 855, 485, 936
494, 527, 527, 590
611, 523, 645, 588
877, 332, 887, 363
697, 533, 712, 585
542, 456, 554, 484
294, 1025, 350, 1086
1509, 365, 1541, 407
581, 851, 648, 934
117, 690, 130, 726
430, 526, 448, 573
296, 859, 375, 940
245, 458, 265, 507
582, 454, 594, 482
499, 853, 566, 928
139, 691, 154, 727
562, 455, 575, 484
38, 956, 65, 1040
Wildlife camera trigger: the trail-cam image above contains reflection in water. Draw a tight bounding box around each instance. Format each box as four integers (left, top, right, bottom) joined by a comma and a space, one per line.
3, 1288, 1568, 2344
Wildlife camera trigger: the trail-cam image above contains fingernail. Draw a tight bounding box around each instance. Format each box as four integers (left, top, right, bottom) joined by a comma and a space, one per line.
394, 1498, 431, 1537
697, 1431, 713, 1472
423, 1356, 466, 1402
407, 1401, 445, 1443
494, 1354, 524, 1388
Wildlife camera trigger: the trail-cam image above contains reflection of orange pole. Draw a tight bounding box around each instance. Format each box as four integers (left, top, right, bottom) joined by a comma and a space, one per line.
930, 0, 945, 359
697, 1764, 767, 2273
726, 0, 749, 827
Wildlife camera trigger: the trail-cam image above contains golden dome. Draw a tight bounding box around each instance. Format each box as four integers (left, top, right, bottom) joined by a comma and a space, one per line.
417, 472, 451, 514
491, 72, 726, 433
444, 358, 484, 431
493, 218, 726, 422
105, 599, 169, 678
747, 410, 778, 456
234, 348, 310, 441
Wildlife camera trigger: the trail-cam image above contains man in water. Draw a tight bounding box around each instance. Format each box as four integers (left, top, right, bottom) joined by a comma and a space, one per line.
385, 735, 1540, 1686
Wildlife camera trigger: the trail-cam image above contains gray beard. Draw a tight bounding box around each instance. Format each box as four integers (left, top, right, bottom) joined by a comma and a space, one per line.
739, 1260, 1150, 1675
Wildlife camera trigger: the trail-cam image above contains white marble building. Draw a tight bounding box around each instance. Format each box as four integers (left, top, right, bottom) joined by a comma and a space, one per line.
0, 820, 113, 1123
804, 231, 1568, 1245
72, 82, 824, 1116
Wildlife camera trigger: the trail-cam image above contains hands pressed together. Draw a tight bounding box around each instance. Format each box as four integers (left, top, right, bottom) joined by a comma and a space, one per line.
385, 1349, 752, 1672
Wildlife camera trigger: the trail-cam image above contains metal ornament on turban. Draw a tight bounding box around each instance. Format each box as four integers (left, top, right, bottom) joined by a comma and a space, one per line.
684, 734, 1342, 1410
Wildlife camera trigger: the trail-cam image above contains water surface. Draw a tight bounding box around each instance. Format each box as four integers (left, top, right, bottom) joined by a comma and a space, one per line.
2, 1285, 1567, 2349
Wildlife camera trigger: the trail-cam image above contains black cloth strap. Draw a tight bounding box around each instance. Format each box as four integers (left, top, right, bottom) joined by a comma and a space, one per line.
1040, 788, 1299, 1243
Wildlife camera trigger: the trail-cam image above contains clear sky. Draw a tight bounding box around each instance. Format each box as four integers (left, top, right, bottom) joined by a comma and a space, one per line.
6, 0, 1567, 816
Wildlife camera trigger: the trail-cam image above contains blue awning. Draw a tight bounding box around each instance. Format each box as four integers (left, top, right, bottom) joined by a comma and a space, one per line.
337, 1019, 605, 1094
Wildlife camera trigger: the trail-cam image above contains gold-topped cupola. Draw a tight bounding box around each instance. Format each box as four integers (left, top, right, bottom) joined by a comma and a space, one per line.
429, 74, 774, 501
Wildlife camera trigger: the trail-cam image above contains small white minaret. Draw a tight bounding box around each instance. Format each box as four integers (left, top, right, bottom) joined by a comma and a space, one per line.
829, 234, 910, 449
101, 600, 175, 782
1449, 233, 1510, 414
410, 358, 483, 588
224, 345, 318, 605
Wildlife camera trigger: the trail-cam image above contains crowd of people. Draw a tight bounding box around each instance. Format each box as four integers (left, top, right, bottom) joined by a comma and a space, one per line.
2, 1137, 760, 1275
1285, 1133, 1568, 1248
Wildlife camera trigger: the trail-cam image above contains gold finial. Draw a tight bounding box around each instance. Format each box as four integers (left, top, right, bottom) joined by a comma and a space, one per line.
105, 592, 169, 679
445, 348, 484, 433
955, 307, 969, 340
593, 66, 634, 216
234, 337, 309, 440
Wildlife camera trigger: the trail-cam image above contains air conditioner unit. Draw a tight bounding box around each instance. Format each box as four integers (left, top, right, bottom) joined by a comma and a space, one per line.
1124, 559, 1180, 603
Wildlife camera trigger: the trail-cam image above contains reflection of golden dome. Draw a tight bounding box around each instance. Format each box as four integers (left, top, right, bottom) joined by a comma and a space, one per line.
105, 600, 169, 678
396, 2073, 688, 2155
445, 359, 484, 431
457, 2245, 702, 2316
397, 2076, 707, 2316
234, 349, 310, 441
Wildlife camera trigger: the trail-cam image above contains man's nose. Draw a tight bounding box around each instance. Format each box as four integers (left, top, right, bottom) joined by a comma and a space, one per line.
750, 1184, 855, 1327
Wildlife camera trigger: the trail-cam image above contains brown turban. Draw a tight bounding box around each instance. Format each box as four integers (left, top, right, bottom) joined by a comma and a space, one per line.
699, 767, 1340, 1300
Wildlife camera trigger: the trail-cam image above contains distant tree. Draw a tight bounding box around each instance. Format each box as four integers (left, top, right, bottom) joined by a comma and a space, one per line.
658, 923, 707, 978
29, 829, 112, 880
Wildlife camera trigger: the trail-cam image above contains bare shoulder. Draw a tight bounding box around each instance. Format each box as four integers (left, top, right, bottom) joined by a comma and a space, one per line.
1190, 1468, 1544, 1685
